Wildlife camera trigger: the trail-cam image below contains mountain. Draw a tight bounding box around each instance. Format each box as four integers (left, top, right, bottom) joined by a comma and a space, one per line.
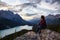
46, 14, 56, 25
28, 14, 60, 25
0, 10, 32, 30
28, 18, 40, 25
46, 14, 60, 25
55, 14, 60, 18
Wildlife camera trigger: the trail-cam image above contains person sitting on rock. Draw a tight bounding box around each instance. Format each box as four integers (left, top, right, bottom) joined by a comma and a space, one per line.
36, 15, 47, 33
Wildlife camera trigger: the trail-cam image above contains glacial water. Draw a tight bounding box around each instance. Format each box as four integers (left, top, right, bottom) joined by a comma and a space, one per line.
0, 25, 32, 39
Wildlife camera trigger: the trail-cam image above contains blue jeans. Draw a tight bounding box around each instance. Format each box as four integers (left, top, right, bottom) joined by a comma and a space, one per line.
36, 25, 46, 33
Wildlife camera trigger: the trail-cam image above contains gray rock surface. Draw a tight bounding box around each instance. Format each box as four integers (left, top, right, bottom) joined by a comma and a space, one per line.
14, 29, 60, 40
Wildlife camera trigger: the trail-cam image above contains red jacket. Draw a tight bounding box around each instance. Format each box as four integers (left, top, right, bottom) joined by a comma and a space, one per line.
39, 19, 46, 26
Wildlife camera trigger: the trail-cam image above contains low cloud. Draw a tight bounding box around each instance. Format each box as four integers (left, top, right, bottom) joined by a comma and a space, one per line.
25, 13, 37, 16
0, 0, 7, 7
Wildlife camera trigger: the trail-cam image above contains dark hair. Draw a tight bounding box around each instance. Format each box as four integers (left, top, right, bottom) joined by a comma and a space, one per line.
41, 15, 45, 20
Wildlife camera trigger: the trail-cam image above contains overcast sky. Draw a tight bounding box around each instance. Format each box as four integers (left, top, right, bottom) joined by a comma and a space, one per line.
1, 0, 60, 20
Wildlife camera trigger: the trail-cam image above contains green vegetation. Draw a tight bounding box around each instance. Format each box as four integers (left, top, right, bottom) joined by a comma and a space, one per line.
47, 25, 60, 33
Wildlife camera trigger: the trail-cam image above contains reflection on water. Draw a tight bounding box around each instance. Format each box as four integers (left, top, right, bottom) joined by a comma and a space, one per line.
0, 25, 33, 39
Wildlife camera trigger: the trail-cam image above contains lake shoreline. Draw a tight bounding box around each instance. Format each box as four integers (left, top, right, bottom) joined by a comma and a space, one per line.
0, 29, 32, 40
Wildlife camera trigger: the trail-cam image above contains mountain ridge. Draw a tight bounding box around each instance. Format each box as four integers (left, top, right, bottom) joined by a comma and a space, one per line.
0, 10, 32, 30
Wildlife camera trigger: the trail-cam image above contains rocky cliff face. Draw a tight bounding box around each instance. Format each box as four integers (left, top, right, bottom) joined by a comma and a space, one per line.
14, 29, 60, 40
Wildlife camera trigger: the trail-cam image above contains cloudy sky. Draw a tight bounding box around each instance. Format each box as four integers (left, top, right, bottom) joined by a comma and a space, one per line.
0, 0, 60, 20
